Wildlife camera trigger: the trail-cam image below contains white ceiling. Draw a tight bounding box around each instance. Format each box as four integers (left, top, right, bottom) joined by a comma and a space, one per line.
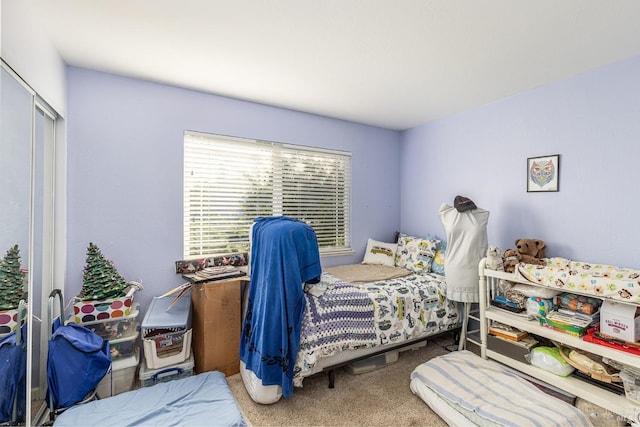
32, 0, 640, 130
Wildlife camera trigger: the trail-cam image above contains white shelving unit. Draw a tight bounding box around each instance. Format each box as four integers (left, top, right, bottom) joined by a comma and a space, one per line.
478, 258, 640, 424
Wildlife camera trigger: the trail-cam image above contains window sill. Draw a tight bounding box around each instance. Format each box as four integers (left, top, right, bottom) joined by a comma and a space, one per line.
319, 248, 355, 257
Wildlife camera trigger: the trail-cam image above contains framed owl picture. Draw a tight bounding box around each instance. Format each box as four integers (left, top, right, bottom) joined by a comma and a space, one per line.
527, 154, 560, 192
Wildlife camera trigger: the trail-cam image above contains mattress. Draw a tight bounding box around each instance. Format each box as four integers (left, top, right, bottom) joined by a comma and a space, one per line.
410, 350, 593, 427
294, 271, 461, 385
53, 371, 246, 426
410, 378, 482, 427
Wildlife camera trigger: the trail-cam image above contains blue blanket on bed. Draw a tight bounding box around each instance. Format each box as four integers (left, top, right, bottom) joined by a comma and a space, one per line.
240, 216, 321, 398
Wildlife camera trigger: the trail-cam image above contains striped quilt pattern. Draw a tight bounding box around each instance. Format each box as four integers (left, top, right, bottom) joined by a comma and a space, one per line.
411, 350, 593, 427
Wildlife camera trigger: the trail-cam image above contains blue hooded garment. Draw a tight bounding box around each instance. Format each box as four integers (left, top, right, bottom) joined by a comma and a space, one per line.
240, 216, 321, 397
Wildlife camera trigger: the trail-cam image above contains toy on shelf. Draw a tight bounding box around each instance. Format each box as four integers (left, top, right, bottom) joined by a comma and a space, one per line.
502, 238, 546, 273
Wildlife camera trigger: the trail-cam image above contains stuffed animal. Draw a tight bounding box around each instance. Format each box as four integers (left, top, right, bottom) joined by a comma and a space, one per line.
502, 248, 520, 273
485, 245, 504, 271
502, 238, 547, 273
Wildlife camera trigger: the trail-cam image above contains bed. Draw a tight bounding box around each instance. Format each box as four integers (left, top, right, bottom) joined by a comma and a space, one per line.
293, 264, 461, 386
240, 221, 462, 403
410, 350, 593, 427
241, 262, 462, 403
53, 371, 246, 426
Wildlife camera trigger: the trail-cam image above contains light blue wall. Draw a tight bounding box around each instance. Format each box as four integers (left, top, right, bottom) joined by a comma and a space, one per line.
66, 67, 401, 312
400, 55, 640, 268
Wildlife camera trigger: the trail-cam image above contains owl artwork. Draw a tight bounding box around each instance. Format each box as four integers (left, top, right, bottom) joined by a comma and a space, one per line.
529, 159, 556, 188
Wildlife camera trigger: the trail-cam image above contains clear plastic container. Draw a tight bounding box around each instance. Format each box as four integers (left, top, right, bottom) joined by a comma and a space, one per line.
109, 322, 140, 360
139, 354, 194, 387
620, 369, 640, 404
78, 303, 140, 340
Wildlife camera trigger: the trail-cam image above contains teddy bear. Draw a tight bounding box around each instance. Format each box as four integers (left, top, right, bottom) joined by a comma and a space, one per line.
502, 238, 547, 273
485, 245, 504, 271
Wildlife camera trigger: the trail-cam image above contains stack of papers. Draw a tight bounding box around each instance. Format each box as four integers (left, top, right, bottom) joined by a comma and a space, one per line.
183, 266, 245, 283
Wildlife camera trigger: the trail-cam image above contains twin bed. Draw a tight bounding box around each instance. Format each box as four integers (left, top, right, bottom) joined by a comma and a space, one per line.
240, 220, 463, 404
294, 264, 460, 386
240, 262, 462, 403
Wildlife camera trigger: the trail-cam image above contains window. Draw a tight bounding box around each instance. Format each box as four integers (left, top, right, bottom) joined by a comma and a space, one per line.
183, 131, 351, 258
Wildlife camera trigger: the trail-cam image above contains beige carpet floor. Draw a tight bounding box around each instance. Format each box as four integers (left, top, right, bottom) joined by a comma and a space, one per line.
227, 335, 459, 427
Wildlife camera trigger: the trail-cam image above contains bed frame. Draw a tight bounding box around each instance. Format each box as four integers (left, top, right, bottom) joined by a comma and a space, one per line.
319, 328, 460, 388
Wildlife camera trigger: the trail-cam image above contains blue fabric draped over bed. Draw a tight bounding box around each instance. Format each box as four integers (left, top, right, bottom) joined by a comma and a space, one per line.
240, 216, 321, 398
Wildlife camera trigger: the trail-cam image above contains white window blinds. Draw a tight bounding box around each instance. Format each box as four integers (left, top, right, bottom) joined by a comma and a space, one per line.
184, 131, 352, 258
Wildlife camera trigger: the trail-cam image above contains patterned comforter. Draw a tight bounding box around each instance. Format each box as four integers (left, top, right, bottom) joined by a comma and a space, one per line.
517, 257, 640, 303
293, 272, 461, 386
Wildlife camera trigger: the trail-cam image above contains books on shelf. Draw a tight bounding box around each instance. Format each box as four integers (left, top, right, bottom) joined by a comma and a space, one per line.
489, 323, 528, 341
540, 310, 592, 337
557, 307, 600, 324
491, 333, 539, 349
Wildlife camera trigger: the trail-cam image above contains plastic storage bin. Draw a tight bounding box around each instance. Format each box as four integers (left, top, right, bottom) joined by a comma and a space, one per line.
109, 323, 140, 360
142, 293, 192, 369
139, 354, 194, 387
142, 329, 192, 369
96, 348, 139, 397
620, 369, 640, 404
79, 303, 140, 340
345, 351, 399, 375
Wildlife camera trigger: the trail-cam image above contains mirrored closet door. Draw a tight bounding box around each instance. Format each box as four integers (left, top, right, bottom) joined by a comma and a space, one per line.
1, 61, 57, 426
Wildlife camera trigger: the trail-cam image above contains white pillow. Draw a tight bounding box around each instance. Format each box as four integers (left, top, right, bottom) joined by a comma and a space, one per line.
362, 238, 397, 266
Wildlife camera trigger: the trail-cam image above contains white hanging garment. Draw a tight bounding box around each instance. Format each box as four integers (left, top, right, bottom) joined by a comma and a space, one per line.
439, 203, 489, 303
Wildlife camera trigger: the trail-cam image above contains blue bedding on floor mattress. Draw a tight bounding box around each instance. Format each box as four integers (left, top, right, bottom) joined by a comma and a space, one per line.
53, 371, 246, 426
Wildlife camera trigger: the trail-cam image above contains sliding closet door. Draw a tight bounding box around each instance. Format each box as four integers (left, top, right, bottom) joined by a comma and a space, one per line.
1, 61, 58, 426
30, 103, 56, 421
0, 64, 32, 426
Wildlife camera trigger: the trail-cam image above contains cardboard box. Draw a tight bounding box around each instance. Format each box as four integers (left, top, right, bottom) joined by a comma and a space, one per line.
191, 278, 243, 376
600, 300, 640, 342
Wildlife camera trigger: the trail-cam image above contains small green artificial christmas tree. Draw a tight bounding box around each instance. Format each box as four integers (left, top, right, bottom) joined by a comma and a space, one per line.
0, 245, 27, 310
79, 242, 129, 301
